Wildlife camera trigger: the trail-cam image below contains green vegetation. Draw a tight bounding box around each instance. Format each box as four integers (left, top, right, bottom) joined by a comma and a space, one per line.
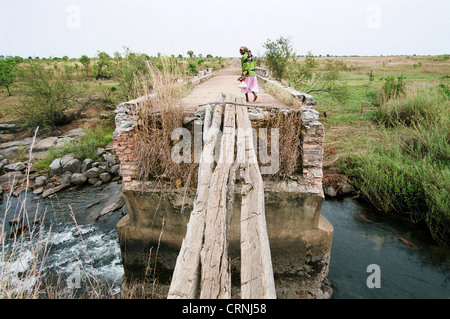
16, 61, 83, 127
33, 120, 115, 172
1, 48, 228, 123
263, 36, 294, 81
0, 59, 17, 96
260, 44, 450, 244
0, 48, 229, 174
340, 88, 449, 244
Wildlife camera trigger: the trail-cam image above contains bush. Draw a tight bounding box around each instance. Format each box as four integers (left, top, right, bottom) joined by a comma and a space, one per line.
379, 87, 448, 127
188, 61, 198, 75
263, 36, 294, 81
17, 62, 85, 128
0, 59, 16, 96
380, 76, 406, 102
286, 54, 350, 103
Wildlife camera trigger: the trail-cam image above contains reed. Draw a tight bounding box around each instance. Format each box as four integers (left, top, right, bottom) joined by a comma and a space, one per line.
133, 58, 198, 187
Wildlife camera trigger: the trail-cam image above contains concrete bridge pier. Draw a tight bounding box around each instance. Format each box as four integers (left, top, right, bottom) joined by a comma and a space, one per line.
113, 66, 334, 299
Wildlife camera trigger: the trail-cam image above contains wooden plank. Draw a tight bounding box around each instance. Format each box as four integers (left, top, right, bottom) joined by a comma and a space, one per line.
237, 105, 276, 299
167, 94, 226, 299
199, 99, 236, 299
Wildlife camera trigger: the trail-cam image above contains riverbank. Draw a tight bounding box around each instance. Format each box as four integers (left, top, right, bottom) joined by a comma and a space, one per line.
263, 55, 450, 246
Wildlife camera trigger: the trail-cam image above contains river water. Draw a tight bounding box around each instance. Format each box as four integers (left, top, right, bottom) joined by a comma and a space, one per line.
1, 183, 448, 299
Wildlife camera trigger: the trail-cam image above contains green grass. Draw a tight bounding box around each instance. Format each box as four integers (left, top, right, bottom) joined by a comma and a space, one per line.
290, 56, 450, 245
337, 87, 449, 245
33, 120, 115, 172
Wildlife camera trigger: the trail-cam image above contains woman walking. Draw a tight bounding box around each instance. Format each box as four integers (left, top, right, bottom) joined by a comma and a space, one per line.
238, 46, 259, 102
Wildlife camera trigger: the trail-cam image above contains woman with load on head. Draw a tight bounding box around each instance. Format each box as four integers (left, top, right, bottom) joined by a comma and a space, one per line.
238, 46, 258, 102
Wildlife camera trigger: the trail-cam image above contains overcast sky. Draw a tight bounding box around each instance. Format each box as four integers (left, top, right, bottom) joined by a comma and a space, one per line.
1, 0, 449, 58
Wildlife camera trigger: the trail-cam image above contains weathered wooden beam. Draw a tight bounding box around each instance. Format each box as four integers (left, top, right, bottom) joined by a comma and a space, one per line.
198, 101, 267, 108
167, 94, 226, 299
236, 105, 276, 299
199, 99, 236, 299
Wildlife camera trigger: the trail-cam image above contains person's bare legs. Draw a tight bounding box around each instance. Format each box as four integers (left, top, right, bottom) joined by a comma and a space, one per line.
252, 92, 258, 102
245, 93, 249, 103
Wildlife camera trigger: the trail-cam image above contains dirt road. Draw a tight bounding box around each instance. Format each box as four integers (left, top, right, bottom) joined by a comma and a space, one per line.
180, 59, 286, 112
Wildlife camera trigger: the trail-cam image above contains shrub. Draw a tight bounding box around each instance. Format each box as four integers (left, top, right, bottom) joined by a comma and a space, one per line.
379, 76, 406, 102
0, 59, 16, 96
379, 87, 448, 127
16, 62, 85, 128
188, 61, 198, 75
263, 36, 294, 81
286, 54, 350, 103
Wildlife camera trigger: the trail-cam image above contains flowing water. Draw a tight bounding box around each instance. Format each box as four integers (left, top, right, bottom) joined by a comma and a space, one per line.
0, 183, 125, 297
1, 184, 448, 298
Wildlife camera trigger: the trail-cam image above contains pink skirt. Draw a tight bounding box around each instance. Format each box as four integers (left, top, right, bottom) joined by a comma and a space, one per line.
241, 75, 259, 93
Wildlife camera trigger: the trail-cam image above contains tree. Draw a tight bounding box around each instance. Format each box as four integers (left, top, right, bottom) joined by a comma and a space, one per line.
94, 51, 112, 80
0, 59, 16, 96
79, 55, 91, 77
17, 62, 85, 127
263, 36, 294, 81
287, 53, 350, 103
187, 50, 194, 58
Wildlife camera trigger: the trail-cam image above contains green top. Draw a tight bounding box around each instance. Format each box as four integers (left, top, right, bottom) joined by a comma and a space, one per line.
241, 51, 256, 77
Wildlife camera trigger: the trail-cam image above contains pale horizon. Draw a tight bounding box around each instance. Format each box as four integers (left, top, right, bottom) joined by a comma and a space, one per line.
1, 0, 449, 59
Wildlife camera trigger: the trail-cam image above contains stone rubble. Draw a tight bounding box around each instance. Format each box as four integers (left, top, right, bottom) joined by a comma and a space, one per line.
0, 128, 122, 201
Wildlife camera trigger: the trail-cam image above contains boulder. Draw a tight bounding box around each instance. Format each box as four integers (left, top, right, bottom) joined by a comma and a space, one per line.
62, 158, 82, 173
99, 172, 112, 183
84, 167, 100, 179
97, 148, 106, 157
0, 137, 34, 150
33, 137, 58, 152
88, 177, 100, 185
4, 162, 26, 172
110, 164, 120, 176
342, 181, 354, 194
81, 158, 94, 173
0, 171, 24, 184
32, 187, 44, 195
324, 186, 337, 197
34, 175, 48, 188
98, 164, 110, 173
41, 183, 70, 198
60, 154, 76, 166
60, 173, 72, 185
49, 158, 62, 176
96, 196, 125, 220
71, 173, 87, 186
63, 128, 85, 139
55, 137, 74, 148
102, 153, 117, 167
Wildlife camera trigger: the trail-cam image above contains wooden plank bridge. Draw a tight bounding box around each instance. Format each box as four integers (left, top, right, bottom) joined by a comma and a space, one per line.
167, 93, 276, 299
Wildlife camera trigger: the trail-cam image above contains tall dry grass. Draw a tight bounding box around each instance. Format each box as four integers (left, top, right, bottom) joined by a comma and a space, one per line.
133, 58, 198, 187
256, 109, 303, 177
